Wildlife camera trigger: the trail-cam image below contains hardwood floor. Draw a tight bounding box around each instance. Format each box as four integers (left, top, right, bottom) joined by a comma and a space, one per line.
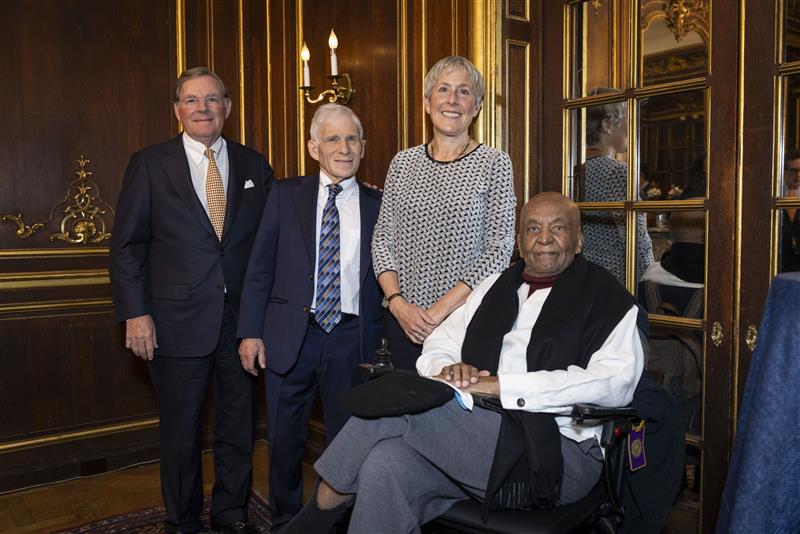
0, 441, 314, 534
0, 440, 697, 533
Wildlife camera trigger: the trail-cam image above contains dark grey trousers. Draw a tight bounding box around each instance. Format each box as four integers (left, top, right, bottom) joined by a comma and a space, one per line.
314, 399, 603, 534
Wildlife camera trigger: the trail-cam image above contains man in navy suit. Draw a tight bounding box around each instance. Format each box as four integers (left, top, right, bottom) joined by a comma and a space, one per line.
110, 67, 273, 534
237, 103, 383, 529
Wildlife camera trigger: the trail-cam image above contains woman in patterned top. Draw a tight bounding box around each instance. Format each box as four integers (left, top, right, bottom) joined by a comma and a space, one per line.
372, 56, 516, 370
578, 90, 653, 287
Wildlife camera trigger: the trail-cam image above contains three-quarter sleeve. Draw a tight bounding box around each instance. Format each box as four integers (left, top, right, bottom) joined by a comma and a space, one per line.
371, 154, 400, 277
636, 213, 654, 273
461, 151, 516, 289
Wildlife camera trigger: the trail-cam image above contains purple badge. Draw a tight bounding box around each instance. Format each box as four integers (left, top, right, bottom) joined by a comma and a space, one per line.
628, 420, 647, 472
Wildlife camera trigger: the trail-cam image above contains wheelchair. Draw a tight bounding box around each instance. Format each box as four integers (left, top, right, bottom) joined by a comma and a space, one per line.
430, 403, 641, 534
359, 339, 683, 534
430, 371, 683, 534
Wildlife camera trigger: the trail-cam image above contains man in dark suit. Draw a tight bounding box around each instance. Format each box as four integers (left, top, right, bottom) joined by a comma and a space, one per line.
110, 67, 273, 534
237, 103, 382, 530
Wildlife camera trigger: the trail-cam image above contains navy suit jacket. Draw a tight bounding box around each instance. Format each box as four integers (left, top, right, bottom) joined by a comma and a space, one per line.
110, 135, 273, 357
237, 174, 383, 375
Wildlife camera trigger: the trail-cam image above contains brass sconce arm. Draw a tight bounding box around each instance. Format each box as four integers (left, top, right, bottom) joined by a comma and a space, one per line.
300, 74, 354, 105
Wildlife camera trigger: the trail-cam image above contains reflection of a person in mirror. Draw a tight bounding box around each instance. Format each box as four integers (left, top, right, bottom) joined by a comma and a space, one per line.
638, 210, 705, 317
578, 87, 653, 287
782, 150, 800, 271
640, 163, 661, 200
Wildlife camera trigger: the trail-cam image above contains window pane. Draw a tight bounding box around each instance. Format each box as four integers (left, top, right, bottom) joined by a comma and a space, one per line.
779, 208, 800, 272
785, 1, 800, 63
782, 75, 800, 193
780, 75, 800, 273
638, 210, 706, 319
569, 1, 623, 98
639, 90, 707, 199
640, 2, 709, 86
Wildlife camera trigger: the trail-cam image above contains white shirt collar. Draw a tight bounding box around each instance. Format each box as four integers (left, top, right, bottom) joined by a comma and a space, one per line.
319, 170, 357, 199
182, 133, 225, 165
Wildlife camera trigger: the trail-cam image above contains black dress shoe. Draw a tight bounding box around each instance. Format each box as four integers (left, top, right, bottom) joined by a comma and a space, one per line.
210, 520, 259, 534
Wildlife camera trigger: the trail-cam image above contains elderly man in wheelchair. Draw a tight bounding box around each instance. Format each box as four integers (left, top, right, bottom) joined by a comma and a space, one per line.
280, 193, 682, 534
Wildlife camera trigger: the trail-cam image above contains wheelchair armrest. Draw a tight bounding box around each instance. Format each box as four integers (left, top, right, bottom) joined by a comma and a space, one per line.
571, 403, 638, 423
571, 404, 641, 515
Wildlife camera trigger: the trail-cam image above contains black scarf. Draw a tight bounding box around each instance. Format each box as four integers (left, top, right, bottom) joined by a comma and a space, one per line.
461, 256, 634, 515
660, 242, 704, 284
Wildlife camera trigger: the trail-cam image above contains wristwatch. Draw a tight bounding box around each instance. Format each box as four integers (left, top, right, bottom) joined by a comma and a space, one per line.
382, 292, 403, 309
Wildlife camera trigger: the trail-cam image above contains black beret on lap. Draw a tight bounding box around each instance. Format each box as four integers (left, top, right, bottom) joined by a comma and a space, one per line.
338, 370, 454, 418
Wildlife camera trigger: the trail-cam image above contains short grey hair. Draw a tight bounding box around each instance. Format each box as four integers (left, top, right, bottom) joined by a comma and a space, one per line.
309, 103, 364, 141
669, 210, 705, 244
174, 67, 230, 102
423, 55, 484, 108
585, 87, 626, 146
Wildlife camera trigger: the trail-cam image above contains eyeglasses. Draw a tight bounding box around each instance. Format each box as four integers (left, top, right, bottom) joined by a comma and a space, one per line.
178, 95, 226, 108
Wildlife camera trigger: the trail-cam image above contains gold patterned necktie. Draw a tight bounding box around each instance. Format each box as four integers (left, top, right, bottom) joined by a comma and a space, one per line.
204, 146, 226, 240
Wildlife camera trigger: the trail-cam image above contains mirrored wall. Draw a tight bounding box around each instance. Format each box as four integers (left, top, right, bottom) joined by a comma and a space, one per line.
780, 74, 800, 272
565, 2, 710, 525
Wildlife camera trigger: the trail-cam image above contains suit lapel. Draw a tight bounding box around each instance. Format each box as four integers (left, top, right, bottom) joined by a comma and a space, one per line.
359, 184, 379, 284
222, 138, 244, 241
162, 135, 217, 238
293, 175, 319, 268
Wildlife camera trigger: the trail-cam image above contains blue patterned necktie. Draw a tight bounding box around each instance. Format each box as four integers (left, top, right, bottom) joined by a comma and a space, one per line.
315, 183, 343, 332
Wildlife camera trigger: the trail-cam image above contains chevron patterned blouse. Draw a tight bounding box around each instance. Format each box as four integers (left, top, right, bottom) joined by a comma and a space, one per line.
372, 143, 516, 308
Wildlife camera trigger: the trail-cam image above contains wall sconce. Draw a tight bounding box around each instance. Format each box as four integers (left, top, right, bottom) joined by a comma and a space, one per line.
299, 29, 354, 105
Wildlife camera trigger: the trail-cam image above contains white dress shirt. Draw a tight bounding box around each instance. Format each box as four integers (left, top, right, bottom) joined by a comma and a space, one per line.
311, 172, 361, 315
182, 133, 229, 218
417, 271, 644, 448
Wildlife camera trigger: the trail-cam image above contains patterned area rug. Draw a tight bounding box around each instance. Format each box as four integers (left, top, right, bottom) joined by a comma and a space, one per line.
52, 491, 271, 533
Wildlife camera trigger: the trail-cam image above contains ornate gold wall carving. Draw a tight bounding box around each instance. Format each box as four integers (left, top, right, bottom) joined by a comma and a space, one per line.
0, 155, 114, 244
0, 214, 46, 239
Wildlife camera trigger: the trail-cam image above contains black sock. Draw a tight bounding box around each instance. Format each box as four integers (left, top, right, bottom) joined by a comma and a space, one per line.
281, 481, 354, 534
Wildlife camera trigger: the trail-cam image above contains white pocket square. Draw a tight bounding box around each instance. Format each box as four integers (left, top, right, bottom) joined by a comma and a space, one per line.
244, 179, 255, 189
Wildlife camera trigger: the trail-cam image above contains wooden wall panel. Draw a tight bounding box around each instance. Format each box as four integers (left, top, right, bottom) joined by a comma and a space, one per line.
1, 0, 182, 489
0, 312, 149, 440
259, 0, 301, 179
244, 0, 270, 160
185, 0, 213, 71
408, 1, 470, 148
184, 0, 245, 145
500, 0, 538, 215
540, 1, 564, 193
505, 40, 531, 212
